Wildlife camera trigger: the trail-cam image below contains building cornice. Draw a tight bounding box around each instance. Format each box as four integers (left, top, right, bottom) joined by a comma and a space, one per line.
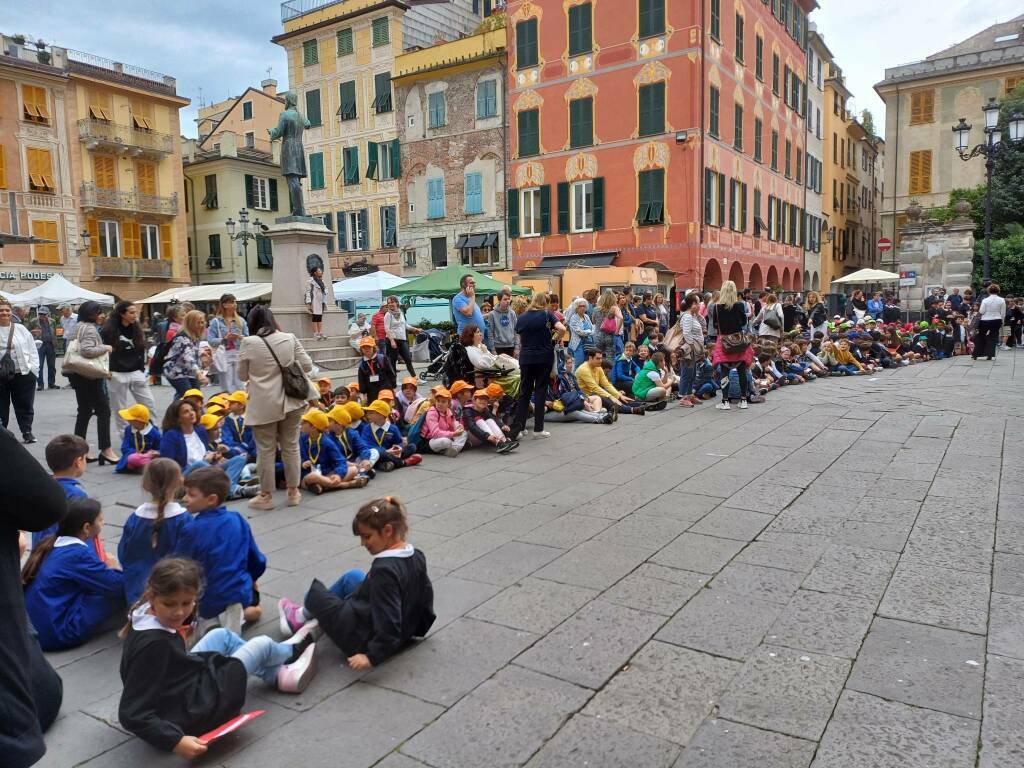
272, 0, 408, 43
875, 44, 1024, 92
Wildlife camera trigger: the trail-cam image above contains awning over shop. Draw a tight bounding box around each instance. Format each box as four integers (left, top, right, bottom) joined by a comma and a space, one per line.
135, 283, 272, 305
526, 253, 618, 270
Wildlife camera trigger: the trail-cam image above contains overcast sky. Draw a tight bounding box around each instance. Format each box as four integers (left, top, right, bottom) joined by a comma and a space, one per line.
7, 1, 1023, 136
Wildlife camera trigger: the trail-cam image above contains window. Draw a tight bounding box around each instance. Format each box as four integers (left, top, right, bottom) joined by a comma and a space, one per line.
27, 148, 55, 193
428, 91, 446, 128
302, 39, 318, 66
910, 90, 934, 125
206, 233, 221, 268
784, 66, 791, 107
22, 85, 51, 124
571, 179, 594, 232
755, 35, 763, 80
729, 179, 748, 232
570, 97, 594, 148
465, 171, 484, 214
347, 210, 368, 250
242, 101, 253, 120
1006, 75, 1024, 95
460, 232, 500, 267
703, 169, 725, 227
250, 176, 270, 210
201, 174, 218, 208
637, 168, 665, 225
373, 72, 392, 114
521, 187, 542, 236
373, 140, 399, 181
516, 18, 539, 68
710, 0, 721, 41
568, 3, 592, 56
796, 148, 802, 184
96, 220, 120, 258
135, 161, 156, 196
770, 131, 778, 170
734, 13, 744, 61
816, 106, 821, 139
380, 205, 397, 248
733, 104, 743, 151
256, 234, 273, 267
708, 86, 720, 138
772, 53, 780, 94
427, 177, 445, 219
0, 147, 5, 189
305, 89, 322, 126
309, 151, 325, 189
337, 27, 354, 56
784, 139, 791, 177
31, 220, 59, 264
639, 0, 665, 38
244, 132, 255, 148
639, 83, 665, 137
338, 80, 357, 120
477, 79, 497, 119
430, 237, 447, 267
518, 109, 540, 156
139, 224, 159, 260
372, 17, 390, 47
908, 150, 932, 195
343, 146, 359, 185
754, 118, 763, 162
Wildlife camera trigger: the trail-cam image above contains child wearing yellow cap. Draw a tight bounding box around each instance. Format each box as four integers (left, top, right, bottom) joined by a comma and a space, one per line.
115, 403, 161, 474
222, 391, 255, 460
360, 400, 422, 471
181, 389, 205, 415
343, 401, 366, 431
300, 409, 368, 494
325, 405, 376, 477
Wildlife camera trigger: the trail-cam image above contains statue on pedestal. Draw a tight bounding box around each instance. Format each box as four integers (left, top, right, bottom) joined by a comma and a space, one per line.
268, 91, 311, 217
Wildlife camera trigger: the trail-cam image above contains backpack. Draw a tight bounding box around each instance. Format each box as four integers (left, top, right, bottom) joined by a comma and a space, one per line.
406, 411, 428, 452
149, 331, 181, 377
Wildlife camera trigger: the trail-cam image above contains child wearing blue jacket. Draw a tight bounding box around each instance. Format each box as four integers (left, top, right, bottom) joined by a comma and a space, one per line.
175, 467, 265, 635
116, 404, 162, 474
117, 458, 192, 606
360, 400, 422, 470
693, 353, 718, 400
326, 405, 376, 475
23, 498, 124, 652
37, 434, 111, 564
222, 391, 256, 459
611, 342, 640, 394
300, 409, 367, 493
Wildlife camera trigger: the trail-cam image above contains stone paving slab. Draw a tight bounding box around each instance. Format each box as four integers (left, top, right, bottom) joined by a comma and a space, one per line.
524, 714, 681, 768
878, 560, 991, 634
765, 590, 876, 659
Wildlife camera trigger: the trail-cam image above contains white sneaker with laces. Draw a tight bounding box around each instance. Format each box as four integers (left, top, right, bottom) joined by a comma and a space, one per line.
738, 400, 749, 410
276, 643, 317, 694
715, 402, 731, 410
532, 430, 551, 439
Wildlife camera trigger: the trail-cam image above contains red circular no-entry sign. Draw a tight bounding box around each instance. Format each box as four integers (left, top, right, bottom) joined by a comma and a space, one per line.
877, 237, 892, 252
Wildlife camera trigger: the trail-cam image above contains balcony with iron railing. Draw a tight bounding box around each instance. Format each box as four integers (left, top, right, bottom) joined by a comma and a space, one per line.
80, 182, 179, 216
91, 257, 172, 280
77, 118, 174, 157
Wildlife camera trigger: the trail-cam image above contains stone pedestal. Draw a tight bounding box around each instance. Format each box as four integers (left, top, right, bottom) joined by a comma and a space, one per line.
896, 218, 975, 308
265, 218, 347, 337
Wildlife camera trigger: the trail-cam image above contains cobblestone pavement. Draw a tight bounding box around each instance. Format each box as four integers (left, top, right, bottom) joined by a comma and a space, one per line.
26, 352, 1023, 767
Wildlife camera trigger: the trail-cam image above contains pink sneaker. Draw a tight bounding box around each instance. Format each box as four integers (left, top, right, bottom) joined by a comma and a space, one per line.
277, 597, 305, 638
276, 643, 317, 693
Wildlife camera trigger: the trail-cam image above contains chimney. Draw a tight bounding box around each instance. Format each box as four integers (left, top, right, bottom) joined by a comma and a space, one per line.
261, 78, 278, 97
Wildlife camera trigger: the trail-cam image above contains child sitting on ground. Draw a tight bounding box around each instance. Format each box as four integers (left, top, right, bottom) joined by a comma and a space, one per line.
38, 434, 108, 563
421, 386, 467, 457
118, 559, 318, 758
316, 377, 334, 411
360, 400, 422, 471
181, 389, 206, 417
344, 401, 366, 431
396, 376, 422, 426
23, 498, 123, 651
118, 458, 192, 606
222, 391, 256, 461
300, 410, 368, 493
116, 404, 161, 474
277, 496, 435, 672
752, 353, 778, 392
692, 352, 719, 400
611, 342, 640, 395
448, 380, 473, 420
175, 467, 266, 635
462, 390, 519, 451
550, 356, 613, 424
326, 405, 376, 477
333, 385, 350, 407
821, 340, 864, 375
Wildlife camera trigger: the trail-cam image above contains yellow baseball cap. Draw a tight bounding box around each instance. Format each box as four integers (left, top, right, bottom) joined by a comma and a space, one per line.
343, 402, 364, 420
301, 409, 330, 432
366, 399, 391, 417
118, 403, 151, 423
182, 389, 203, 400
327, 405, 352, 426
226, 390, 248, 404
199, 414, 223, 431
205, 404, 226, 417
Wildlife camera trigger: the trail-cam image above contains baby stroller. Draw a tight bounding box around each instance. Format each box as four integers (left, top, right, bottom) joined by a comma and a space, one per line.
416, 329, 452, 383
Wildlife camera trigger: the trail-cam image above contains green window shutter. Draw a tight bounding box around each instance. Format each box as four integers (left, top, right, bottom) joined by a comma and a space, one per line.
372, 17, 390, 47
336, 211, 347, 251
518, 109, 539, 157
704, 169, 714, 225
649, 169, 664, 223
269, 178, 278, 211
507, 188, 519, 238
754, 118, 762, 161
593, 177, 605, 230
734, 12, 743, 61
539, 184, 551, 235
305, 89, 322, 126
516, 19, 538, 68
734, 104, 743, 150
639, 0, 665, 38
772, 53, 779, 94
639, 82, 665, 137
568, 3, 592, 57
244, 174, 255, 208
741, 183, 748, 232
569, 98, 593, 148
242, 101, 253, 120
374, 72, 392, 113
390, 139, 401, 179
347, 147, 360, 185
557, 182, 570, 234
728, 178, 736, 229
717, 172, 725, 228
309, 152, 324, 189
771, 131, 778, 169
359, 208, 369, 250
428, 92, 446, 128
710, 0, 721, 40
366, 141, 379, 180
338, 81, 357, 120
302, 39, 318, 66
755, 36, 763, 79
638, 170, 651, 224
322, 214, 334, 253
337, 28, 353, 56
785, 140, 791, 177
477, 80, 497, 119
465, 172, 483, 214
708, 86, 719, 138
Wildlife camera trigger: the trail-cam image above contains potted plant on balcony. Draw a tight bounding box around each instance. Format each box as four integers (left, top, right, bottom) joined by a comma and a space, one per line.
33, 39, 50, 64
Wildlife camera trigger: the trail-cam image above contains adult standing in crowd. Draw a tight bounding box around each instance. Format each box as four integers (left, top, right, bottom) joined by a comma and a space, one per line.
654, 293, 670, 335
711, 281, 753, 410
66, 300, 117, 463
101, 301, 156, 434
239, 305, 313, 511
163, 304, 185, 342
486, 288, 518, 356
0, 298, 39, 443
384, 296, 421, 378
949, 287, 964, 312
806, 291, 828, 337
453, 274, 486, 344
513, 293, 565, 440
973, 283, 1006, 361
847, 289, 868, 321
371, 301, 388, 356
29, 307, 58, 391
592, 290, 622, 359
162, 310, 208, 398
58, 303, 78, 343
677, 293, 704, 407
867, 291, 885, 320
637, 292, 659, 342
305, 265, 329, 340
348, 312, 371, 351
754, 293, 784, 342
207, 293, 249, 392
566, 297, 595, 368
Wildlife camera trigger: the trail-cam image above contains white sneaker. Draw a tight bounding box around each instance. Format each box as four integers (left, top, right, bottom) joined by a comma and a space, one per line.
715, 402, 731, 410
248, 493, 274, 511
738, 400, 748, 410
531, 430, 551, 439
276, 643, 317, 694
444, 446, 459, 457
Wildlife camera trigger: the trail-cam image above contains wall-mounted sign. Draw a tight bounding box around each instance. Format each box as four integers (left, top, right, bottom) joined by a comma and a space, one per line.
342, 259, 377, 277
0, 270, 57, 281
899, 270, 917, 287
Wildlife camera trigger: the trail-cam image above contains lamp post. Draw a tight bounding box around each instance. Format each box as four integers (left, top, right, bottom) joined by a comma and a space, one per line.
951, 97, 1024, 284
79, 229, 91, 256
225, 209, 261, 284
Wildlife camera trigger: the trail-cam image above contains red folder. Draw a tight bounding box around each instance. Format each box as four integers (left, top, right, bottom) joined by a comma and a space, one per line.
197, 710, 266, 744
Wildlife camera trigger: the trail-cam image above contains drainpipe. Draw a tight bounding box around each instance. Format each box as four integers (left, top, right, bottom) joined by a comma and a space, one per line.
891, 85, 900, 266
698, 0, 707, 287
501, 50, 509, 273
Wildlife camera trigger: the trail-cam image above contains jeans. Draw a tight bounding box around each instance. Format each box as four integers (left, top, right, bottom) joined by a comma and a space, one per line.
571, 344, 588, 369
831, 364, 860, 375
388, 338, 416, 376
167, 376, 199, 398
516, 360, 552, 433
68, 374, 111, 450
252, 408, 304, 493
326, 569, 365, 600
613, 335, 624, 358
0, 371, 36, 434
191, 627, 292, 686
37, 342, 56, 389
716, 362, 749, 401
185, 454, 247, 490
678, 359, 696, 397
109, 370, 157, 433
593, 331, 616, 359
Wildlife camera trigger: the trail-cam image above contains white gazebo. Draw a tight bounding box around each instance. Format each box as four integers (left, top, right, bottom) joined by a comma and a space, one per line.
6, 274, 114, 307
332, 271, 408, 304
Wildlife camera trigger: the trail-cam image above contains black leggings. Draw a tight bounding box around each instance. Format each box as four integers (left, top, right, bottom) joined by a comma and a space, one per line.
515, 361, 551, 434
388, 338, 416, 376
716, 362, 749, 402
974, 320, 1001, 359
68, 374, 111, 450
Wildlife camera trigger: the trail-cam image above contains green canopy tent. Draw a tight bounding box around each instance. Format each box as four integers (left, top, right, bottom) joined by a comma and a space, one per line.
382, 265, 531, 299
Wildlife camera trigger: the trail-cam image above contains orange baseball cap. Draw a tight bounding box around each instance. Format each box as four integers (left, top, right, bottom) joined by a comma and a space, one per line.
485, 383, 504, 399
401, 376, 418, 388
378, 389, 395, 401
473, 390, 490, 399
449, 380, 472, 396
347, 382, 361, 392
433, 386, 452, 399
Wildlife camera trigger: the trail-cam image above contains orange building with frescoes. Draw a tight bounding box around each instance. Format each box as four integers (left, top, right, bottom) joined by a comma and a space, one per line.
505, 0, 815, 296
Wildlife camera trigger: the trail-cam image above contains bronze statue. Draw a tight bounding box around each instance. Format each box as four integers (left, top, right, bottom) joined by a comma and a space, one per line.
268, 91, 311, 217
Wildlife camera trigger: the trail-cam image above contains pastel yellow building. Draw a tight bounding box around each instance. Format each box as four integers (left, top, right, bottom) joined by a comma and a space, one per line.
198, 79, 284, 150
820, 59, 854, 289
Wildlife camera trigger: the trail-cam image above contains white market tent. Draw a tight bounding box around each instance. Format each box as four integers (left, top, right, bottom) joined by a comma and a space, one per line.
7, 274, 114, 306
831, 269, 901, 284
136, 283, 272, 305
333, 271, 408, 304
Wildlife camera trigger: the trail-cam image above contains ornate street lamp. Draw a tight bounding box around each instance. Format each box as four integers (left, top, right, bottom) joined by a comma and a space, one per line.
225, 209, 261, 284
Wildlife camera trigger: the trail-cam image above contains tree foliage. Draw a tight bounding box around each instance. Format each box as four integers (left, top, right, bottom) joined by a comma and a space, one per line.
860, 109, 875, 137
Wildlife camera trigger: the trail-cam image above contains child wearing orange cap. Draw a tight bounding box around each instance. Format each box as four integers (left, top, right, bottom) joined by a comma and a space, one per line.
462, 391, 517, 454
360, 400, 422, 471
356, 336, 396, 404
396, 376, 421, 424
116, 404, 162, 473
448, 380, 473, 420
316, 377, 334, 411
377, 389, 402, 424
421, 387, 467, 457
300, 409, 367, 494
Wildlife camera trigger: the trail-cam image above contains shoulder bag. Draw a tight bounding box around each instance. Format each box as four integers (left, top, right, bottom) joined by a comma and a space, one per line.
62, 326, 110, 380
763, 305, 783, 331
599, 311, 618, 334
260, 335, 311, 400
0, 326, 17, 381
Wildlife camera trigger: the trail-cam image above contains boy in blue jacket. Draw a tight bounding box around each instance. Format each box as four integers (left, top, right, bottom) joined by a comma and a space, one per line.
611, 342, 640, 395
37, 435, 102, 551
360, 400, 421, 471
326, 405, 376, 475
115, 404, 161, 474
300, 409, 368, 493
176, 467, 265, 635
222, 391, 256, 460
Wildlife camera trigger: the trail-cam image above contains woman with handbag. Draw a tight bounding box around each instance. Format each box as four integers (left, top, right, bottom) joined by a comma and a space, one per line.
101, 301, 156, 436
207, 294, 249, 392
753, 294, 784, 341
592, 290, 622, 359
238, 305, 313, 511
0, 299, 39, 443
676, 293, 705, 408
710, 281, 754, 411
805, 291, 829, 338
566, 297, 595, 368
162, 310, 209, 398
65, 301, 117, 463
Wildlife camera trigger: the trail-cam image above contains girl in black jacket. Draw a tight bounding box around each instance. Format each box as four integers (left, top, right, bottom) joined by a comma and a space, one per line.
277, 496, 435, 670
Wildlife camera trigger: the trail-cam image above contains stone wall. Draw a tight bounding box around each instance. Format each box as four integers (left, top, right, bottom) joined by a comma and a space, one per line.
896, 209, 975, 307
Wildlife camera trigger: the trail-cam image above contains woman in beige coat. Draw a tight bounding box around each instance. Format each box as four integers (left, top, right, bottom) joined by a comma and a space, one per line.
238, 305, 313, 510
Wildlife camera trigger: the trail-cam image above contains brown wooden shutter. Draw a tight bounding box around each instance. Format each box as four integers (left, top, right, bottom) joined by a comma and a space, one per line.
159, 224, 173, 260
